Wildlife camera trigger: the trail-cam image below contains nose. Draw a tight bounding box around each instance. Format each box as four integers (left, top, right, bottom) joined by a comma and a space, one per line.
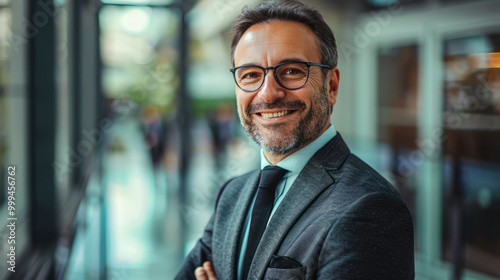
257, 70, 285, 103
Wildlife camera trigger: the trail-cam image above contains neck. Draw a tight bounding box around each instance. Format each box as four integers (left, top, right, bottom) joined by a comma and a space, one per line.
263, 151, 290, 166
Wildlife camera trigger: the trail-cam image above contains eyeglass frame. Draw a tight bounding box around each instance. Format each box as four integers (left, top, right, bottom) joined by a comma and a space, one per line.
229, 61, 334, 92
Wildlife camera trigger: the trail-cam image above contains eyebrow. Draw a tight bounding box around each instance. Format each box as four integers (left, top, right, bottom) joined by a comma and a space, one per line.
277, 57, 307, 64
236, 57, 308, 68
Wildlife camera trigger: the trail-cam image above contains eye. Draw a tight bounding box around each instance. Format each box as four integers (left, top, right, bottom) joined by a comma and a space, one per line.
237, 67, 263, 83
279, 64, 307, 80
241, 72, 260, 80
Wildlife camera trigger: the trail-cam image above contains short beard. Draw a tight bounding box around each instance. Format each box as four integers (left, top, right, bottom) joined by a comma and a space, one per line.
238, 82, 330, 155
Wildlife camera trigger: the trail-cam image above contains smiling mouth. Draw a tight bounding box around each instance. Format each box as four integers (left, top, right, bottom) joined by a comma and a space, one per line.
259, 110, 292, 118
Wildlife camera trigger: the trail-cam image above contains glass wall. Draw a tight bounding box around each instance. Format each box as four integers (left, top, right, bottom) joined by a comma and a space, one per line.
377, 44, 420, 248
442, 32, 500, 278
353, 1, 500, 279
98, 4, 183, 277
0, 4, 10, 207
0, 0, 31, 276
54, 0, 72, 206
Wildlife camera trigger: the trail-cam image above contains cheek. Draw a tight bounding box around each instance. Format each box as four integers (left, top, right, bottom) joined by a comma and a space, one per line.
307, 75, 324, 92
236, 93, 251, 113
287, 90, 313, 109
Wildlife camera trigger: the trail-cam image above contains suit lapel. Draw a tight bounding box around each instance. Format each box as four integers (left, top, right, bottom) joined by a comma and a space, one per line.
247, 134, 350, 279
219, 170, 260, 280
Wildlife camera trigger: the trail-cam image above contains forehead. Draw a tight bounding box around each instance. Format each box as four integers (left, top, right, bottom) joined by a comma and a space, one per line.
233, 21, 321, 66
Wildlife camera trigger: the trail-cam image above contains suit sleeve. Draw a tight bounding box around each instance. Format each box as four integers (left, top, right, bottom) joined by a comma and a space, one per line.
316, 192, 415, 280
174, 179, 233, 280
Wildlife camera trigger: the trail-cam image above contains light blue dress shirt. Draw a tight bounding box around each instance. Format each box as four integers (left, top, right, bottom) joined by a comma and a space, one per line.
237, 124, 337, 280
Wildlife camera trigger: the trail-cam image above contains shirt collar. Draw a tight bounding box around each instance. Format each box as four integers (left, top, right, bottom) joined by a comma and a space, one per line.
260, 123, 337, 174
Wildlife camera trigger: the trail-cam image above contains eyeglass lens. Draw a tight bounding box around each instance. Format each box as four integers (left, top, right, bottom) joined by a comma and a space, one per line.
234, 62, 309, 91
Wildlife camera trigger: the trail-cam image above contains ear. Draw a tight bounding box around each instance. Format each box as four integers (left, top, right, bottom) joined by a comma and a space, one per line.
327, 67, 340, 107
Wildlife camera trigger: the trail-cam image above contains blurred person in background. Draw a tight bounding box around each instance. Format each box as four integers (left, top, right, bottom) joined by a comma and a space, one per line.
208, 102, 237, 171
140, 105, 166, 166
176, 0, 414, 279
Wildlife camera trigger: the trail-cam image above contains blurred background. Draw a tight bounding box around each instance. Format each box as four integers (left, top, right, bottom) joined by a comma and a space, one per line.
0, 0, 499, 279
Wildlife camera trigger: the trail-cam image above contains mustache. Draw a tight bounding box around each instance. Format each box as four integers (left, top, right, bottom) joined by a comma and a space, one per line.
246, 100, 306, 115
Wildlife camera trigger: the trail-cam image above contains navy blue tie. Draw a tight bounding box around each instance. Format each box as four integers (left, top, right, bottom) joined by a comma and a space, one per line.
242, 166, 287, 280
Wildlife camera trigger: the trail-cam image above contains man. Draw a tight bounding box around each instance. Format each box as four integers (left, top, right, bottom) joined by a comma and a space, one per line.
176, 0, 414, 279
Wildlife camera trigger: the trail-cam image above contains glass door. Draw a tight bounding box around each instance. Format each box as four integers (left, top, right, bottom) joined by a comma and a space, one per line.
377, 44, 420, 248
442, 32, 500, 278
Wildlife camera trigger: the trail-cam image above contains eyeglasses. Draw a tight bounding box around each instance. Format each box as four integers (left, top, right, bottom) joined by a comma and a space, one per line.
229, 61, 333, 92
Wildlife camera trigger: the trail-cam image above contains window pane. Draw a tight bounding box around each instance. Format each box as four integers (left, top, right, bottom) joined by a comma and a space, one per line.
0, 3, 30, 273
442, 33, 500, 278
99, 6, 181, 276
100, 6, 178, 106
377, 44, 420, 248
364, 0, 424, 11
54, 1, 71, 203
0, 8, 10, 206
100, 0, 176, 5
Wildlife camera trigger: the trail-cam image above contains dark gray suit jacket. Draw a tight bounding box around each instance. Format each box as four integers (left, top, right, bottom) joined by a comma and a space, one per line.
176, 134, 414, 279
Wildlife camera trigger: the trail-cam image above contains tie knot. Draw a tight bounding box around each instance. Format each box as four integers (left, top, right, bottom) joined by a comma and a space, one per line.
259, 166, 287, 190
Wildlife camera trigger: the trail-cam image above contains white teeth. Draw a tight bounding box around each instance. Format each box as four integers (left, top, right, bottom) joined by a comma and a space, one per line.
261, 110, 291, 118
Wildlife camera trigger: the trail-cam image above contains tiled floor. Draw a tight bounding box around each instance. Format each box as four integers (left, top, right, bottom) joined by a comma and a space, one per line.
105, 118, 175, 279
65, 118, 181, 279
65, 116, 259, 279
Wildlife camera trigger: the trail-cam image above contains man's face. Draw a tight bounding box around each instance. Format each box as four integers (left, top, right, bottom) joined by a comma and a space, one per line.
233, 21, 339, 157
